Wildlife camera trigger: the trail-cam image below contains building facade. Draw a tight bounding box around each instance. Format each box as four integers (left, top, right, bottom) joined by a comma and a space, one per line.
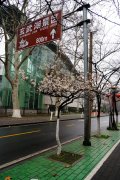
0, 42, 83, 114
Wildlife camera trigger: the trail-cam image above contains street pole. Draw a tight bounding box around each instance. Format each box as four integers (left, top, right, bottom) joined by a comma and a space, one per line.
89, 32, 93, 79
88, 32, 93, 135
89, 32, 93, 116
82, 4, 91, 146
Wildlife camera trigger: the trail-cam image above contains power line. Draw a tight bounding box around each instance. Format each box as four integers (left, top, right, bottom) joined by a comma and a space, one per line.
89, 9, 120, 27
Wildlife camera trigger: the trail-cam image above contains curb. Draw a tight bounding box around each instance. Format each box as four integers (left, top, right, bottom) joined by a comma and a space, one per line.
0, 117, 82, 128
0, 136, 81, 171
0, 114, 108, 128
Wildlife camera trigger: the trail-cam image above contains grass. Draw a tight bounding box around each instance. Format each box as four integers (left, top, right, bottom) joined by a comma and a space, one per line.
107, 127, 119, 131
93, 134, 110, 139
49, 151, 83, 165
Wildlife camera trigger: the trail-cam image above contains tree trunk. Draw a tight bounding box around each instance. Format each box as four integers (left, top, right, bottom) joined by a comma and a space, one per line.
97, 116, 100, 136
108, 92, 117, 130
109, 111, 112, 128
56, 108, 62, 155
114, 95, 118, 127
111, 92, 117, 129
96, 94, 101, 136
108, 96, 113, 129
55, 108, 58, 117
11, 46, 21, 118
55, 97, 61, 117
116, 115, 118, 126
12, 82, 21, 118
50, 112, 53, 121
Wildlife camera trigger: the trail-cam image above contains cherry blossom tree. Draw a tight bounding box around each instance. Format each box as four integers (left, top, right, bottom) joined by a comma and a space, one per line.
36, 62, 92, 155
19, 51, 93, 154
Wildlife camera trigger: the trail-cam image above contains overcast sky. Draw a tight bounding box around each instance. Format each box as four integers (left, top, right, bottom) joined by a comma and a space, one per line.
0, 0, 120, 81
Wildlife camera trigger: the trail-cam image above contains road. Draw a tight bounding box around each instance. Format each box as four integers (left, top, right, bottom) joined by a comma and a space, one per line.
0, 116, 112, 166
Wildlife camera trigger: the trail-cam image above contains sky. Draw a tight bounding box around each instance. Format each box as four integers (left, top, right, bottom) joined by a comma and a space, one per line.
0, 0, 120, 81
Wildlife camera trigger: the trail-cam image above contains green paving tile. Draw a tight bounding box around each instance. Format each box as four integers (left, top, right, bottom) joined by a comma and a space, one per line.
66, 174, 78, 180
56, 174, 69, 180
76, 173, 86, 180
1, 129, 120, 180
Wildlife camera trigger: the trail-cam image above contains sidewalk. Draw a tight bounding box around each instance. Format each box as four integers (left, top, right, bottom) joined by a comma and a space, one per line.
0, 113, 108, 127
0, 115, 120, 180
0, 125, 120, 179
0, 114, 83, 127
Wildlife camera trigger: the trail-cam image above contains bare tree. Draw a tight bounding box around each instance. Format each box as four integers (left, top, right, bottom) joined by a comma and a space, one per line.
92, 33, 120, 135
0, 1, 48, 117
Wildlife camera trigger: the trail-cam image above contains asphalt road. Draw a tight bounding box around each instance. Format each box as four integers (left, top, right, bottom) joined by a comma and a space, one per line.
0, 116, 111, 166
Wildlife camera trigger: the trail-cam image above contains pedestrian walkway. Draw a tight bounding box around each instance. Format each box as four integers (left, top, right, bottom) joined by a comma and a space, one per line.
0, 114, 83, 127
0, 128, 120, 180
0, 113, 108, 127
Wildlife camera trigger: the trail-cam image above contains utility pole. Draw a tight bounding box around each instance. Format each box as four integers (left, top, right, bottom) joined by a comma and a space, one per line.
89, 32, 93, 120
89, 32, 93, 81
82, 4, 91, 146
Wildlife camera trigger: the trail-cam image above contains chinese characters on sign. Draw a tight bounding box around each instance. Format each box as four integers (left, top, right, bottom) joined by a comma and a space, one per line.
16, 10, 62, 51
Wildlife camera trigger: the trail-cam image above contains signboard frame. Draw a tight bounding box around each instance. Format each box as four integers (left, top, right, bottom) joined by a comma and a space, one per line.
16, 10, 62, 51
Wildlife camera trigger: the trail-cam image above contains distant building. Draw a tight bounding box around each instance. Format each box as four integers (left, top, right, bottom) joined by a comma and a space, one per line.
0, 42, 83, 114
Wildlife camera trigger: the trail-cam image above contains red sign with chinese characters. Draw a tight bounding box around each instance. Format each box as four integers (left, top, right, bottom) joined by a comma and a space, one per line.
16, 10, 62, 51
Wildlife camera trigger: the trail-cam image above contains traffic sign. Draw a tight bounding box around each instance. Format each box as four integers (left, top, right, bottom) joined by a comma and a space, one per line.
16, 10, 62, 51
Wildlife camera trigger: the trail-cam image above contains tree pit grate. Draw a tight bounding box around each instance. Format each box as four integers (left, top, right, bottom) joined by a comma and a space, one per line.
49, 151, 83, 166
